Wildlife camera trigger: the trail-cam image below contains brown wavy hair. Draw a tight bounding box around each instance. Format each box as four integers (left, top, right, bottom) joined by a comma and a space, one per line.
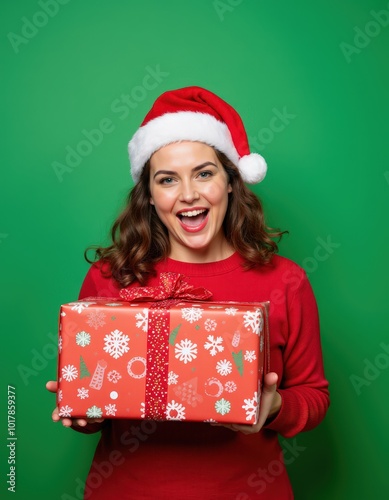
86, 150, 285, 286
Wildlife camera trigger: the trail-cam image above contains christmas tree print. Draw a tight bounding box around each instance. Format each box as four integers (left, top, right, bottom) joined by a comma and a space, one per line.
232, 350, 244, 376
169, 324, 181, 346
173, 377, 203, 407
80, 356, 91, 379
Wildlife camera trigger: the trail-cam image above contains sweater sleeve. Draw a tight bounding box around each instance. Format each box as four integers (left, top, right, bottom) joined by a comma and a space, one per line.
78, 260, 121, 299
78, 264, 100, 299
265, 273, 330, 438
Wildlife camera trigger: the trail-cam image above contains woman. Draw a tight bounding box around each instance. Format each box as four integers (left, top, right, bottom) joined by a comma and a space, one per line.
48, 86, 329, 499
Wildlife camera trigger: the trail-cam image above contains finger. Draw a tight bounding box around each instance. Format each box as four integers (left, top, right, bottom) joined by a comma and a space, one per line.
229, 424, 252, 435
264, 372, 278, 388
52, 407, 60, 422
74, 419, 88, 427
256, 372, 278, 429
46, 381, 58, 393
210, 423, 239, 432
69, 418, 105, 427
61, 418, 74, 427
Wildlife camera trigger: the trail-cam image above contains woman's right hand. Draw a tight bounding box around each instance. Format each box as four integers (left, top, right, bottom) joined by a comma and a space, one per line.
46, 381, 105, 428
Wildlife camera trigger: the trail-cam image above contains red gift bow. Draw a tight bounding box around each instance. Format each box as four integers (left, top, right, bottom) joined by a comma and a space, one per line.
119, 272, 212, 420
119, 272, 213, 302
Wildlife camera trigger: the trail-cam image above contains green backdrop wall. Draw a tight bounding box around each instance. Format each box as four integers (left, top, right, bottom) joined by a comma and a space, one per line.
1, 1, 388, 498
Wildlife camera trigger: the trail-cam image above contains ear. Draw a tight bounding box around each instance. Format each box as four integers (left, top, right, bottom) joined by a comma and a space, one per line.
150, 197, 154, 205
227, 183, 232, 194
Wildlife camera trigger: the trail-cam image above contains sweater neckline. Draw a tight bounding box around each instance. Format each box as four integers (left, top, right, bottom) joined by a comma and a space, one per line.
157, 252, 244, 277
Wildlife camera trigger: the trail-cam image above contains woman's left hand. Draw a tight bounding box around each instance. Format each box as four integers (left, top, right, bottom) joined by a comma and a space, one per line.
211, 372, 281, 435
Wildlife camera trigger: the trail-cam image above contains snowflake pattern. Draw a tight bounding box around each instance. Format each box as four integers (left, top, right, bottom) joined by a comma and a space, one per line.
243, 309, 263, 334
204, 319, 217, 332
69, 301, 96, 314
86, 405, 103, 418
86, 310, 106, 330
244, 350, 257, 363
76, 331, 91, 347
105, 403, 117, 416
165, 400, 186, 420
215, 398, 231, 415
58, 336, 62, 353
58, 405, 73, 417
103, 329, 130, 359
175, 338, 197, 364
224, 381, 237, 393
216, 359, 233, 376
204, 335, 224, 356
242, 392, 260, 422
77, 387, 89, 399
57, 389, 63, 402
62, 364, 78, 382
135, 308, 149, 332
181, 306, 203, 323
225, 307, 238, 316
168, 371, 179, 385
107, 370, 122, 383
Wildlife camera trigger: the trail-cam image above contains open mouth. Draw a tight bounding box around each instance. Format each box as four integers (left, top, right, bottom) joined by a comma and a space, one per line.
177, 209, 209, 229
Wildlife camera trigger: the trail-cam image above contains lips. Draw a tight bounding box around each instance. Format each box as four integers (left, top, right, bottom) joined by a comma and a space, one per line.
177, 208, 209, 232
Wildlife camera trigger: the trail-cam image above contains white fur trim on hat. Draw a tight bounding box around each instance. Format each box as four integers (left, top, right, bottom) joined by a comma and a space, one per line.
129, 111, 240, 183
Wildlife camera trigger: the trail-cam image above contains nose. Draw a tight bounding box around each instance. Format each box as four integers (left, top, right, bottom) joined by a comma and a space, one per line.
179, 180, 200, 203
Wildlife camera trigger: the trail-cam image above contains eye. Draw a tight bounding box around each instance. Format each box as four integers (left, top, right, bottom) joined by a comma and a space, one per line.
197, 171, 213, 179
159, 177, 175, 185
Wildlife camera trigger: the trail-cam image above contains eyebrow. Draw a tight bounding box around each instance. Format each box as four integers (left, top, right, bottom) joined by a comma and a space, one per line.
153, 161, 218, 179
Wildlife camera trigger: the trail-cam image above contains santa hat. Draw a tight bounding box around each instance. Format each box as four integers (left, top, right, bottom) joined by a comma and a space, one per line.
128, 86, 267, 184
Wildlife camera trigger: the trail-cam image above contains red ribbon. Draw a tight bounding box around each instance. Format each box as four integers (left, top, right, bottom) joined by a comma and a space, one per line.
119, 272, 213, 302
119, 273, 212, 420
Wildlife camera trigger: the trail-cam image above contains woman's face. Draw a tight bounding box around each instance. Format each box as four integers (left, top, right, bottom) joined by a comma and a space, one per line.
149, 141, 233, 262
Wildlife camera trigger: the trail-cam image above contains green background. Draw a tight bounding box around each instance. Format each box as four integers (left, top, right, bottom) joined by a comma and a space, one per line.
1, 0, 388, 498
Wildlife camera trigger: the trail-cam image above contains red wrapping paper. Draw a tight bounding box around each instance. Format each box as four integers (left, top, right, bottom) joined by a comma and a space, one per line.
57, 276, 269, 424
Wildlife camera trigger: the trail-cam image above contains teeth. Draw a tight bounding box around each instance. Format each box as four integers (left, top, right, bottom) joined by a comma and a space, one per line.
179, 209, 206, 217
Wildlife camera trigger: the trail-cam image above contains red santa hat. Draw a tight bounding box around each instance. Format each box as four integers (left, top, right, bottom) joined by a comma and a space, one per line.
128, 86, 267, 184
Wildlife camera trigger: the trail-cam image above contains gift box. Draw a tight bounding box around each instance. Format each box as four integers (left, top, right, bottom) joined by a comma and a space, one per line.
57, 274, 269, 424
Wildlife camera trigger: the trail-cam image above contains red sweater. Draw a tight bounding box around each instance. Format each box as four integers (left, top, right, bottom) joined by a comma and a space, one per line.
76, 253, 329, 499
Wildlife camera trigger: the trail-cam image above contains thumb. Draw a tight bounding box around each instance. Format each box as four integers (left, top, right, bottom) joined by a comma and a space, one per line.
46, 381, 58, 393
256, 372, 278, 429
263, 372, 278, 391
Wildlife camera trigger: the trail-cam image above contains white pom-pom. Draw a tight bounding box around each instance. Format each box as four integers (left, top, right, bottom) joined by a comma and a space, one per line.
238, 154, 267, 184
